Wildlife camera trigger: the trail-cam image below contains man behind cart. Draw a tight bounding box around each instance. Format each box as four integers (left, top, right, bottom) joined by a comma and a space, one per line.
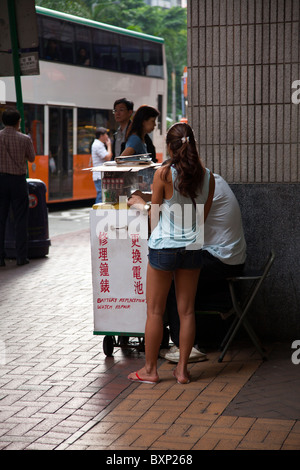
112, 98, 134, 159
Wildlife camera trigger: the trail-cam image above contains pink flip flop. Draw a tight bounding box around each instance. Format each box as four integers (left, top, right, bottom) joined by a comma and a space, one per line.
128, 371, 159, 384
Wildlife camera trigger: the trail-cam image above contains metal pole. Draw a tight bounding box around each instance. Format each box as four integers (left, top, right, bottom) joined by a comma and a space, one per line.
7, 0, 28, 177
7, 0, 25, 134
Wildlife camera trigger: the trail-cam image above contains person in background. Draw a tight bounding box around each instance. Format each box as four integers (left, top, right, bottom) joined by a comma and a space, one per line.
77, 47, 90, 66
91, 127, 112, 203
127, 122, 215, 385
45, 39, 60, 61
162, 173, 247, 363
0, 108, 35, 266
112, 98, 134, 159
121, 105, 159, 157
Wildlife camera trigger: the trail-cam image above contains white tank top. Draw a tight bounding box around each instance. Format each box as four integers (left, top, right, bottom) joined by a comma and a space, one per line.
148, 166, 211, 249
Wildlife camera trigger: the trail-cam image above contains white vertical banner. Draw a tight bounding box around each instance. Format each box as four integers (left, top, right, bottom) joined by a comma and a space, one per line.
90, 208, 148, 334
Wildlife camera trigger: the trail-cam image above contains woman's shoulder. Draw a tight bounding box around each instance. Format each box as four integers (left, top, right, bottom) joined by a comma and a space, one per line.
155, 164, 172, 184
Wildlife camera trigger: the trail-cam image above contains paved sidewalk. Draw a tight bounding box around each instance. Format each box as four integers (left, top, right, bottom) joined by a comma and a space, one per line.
0, 229, 299, 451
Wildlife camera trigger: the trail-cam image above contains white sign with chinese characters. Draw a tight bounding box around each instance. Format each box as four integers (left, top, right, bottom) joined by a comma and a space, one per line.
90, 207, 148, 334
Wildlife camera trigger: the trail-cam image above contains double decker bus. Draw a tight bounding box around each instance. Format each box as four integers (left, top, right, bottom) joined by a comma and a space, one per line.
0, 6, 167, 203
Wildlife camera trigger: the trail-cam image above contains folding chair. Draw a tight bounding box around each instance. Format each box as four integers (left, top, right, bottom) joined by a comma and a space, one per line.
195, 251, 275, 362
217, 250, 275, 362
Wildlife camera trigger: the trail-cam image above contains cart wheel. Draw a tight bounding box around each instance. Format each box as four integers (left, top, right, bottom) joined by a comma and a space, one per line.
103, 335, 114, 356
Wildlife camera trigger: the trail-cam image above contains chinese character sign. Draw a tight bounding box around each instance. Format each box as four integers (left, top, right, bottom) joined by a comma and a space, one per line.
90, 208, 148, 334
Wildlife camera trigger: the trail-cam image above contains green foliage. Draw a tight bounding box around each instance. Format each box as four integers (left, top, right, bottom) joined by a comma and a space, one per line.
92, 0, 147, 28
36, 0, 90, 17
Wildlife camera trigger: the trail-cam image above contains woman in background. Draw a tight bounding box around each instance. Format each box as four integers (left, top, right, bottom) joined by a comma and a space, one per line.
121, 105, 159, 157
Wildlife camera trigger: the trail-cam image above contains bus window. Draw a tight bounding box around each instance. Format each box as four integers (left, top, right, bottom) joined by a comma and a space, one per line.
91, 29, 120, 71
77, 108, 110, 154
44, 38, 61, 61
0, 103, 44, 154
39, 16, 75, 64
48, 107, 73, 200
36, 10, 164, 78
120, 36, 142, 75
24, 104, 44, 155
57, 21, 74, 64
143, 41, 164, 78
75, 25, 91, 66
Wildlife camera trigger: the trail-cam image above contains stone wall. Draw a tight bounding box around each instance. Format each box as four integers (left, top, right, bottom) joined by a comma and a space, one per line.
230, 183, 300, 340
188, 0, 300, 339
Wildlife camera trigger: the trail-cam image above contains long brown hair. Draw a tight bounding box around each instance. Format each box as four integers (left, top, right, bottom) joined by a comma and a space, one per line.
161, 122, 205, 199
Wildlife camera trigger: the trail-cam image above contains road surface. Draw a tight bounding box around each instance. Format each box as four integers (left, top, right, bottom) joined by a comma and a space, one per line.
48, 202, 92, 237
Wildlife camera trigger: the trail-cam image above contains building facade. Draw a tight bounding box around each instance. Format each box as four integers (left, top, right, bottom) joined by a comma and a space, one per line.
187, 0, 300, 340
145, 0, 187, 8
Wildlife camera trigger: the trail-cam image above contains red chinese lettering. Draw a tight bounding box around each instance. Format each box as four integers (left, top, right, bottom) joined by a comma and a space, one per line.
134, 281, 144, 295
98, 232, 108, 246
131, 234, 141, 247
99, 262, 109, 277
98, 247, 108, 261
100, 279, 110, 293
132, 249, 142, 264
132, 266, 142, 279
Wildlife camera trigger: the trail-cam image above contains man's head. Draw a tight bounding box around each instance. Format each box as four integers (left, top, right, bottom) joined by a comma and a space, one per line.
113, 98, 134, 128
95, 127, 108, 142
2, 108, 21, 128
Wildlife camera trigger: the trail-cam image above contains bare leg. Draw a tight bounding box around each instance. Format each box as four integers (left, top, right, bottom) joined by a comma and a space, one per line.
173, 268, 201, 384
128, 263, 173, 383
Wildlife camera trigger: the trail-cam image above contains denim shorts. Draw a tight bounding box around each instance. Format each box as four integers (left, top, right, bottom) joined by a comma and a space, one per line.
148, 247, 205, 271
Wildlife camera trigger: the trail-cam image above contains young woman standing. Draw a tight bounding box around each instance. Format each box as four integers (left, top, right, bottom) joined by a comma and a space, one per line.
127, 122, 215, 384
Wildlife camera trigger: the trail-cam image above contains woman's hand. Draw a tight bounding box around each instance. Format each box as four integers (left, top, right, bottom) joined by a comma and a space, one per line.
127, 195, 146, 210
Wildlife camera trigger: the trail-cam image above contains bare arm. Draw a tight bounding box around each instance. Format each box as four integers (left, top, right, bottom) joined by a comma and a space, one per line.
104, 137, 113, 161
120, 146, 135, 156
147, 168, 164, 232
127, 168, 165, 232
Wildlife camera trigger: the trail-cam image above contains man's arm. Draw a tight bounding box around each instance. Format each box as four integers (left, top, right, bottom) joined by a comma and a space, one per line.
104, 137, 112, 161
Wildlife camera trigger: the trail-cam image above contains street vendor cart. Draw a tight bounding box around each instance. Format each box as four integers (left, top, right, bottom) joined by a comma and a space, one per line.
88, 157, 158, 356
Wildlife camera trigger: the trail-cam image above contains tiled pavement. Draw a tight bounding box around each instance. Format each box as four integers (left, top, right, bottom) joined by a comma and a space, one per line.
0, 229, 299, 451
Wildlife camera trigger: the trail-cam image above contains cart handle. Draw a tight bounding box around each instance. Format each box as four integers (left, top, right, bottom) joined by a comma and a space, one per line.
110, 225, 128, 231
